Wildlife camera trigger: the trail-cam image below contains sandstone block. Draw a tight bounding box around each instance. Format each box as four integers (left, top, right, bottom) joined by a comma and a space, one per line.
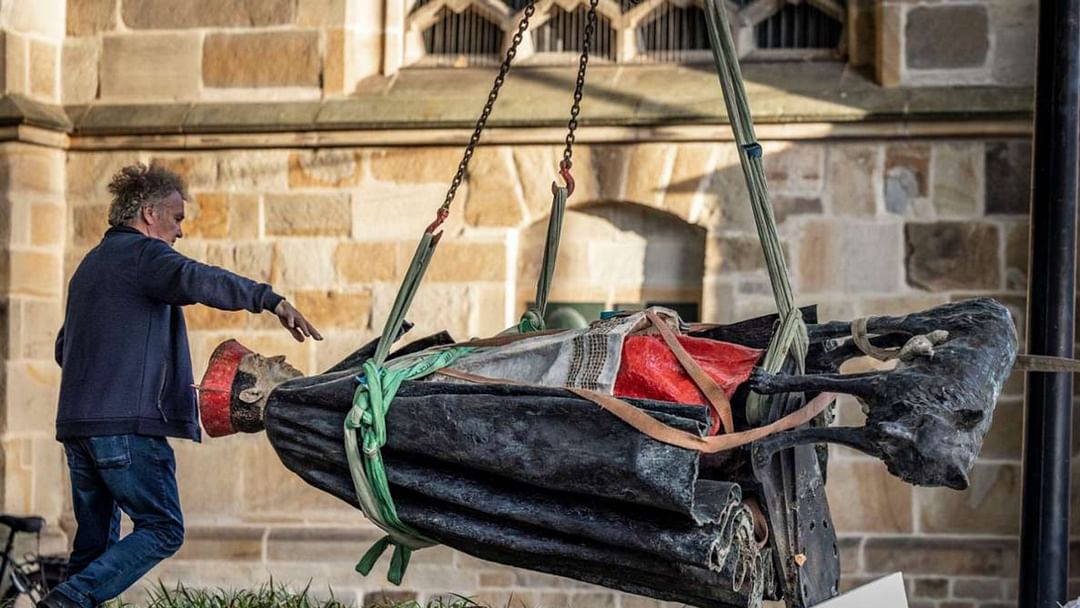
705, 234, 766, 273
151, 155, 217, 191
204, 31, 320, 88
265, 193, 351, 237
985, 141, 1032, 215
292, 290, 372, 329
29, 40, 56, 100
173, 524, 264, 561
624, 144, 674, 209
912, 578, 948, 600
932, 143, 980, 217
184, 192, 260, 241
334, 242, 399, 283
370, 148, 461, 184
297, 0, 347, 26
4, 33, 28, 96
906, 5, 989, 70
827, 145, 879, 216
314, 330, 376, 370
590, 145, 630, 203
5, 1, 64, 40
825, 459, 912, 533
67, 0, 117, 36
9, 250, 61, 297
798, 220, 903, 294
762, 142, 823, 195
703, 148, 754, 232
884, 143, 930, 216
240, 436, 352, 516
512, 146, 564, 221
772, 196, 823, 224
663, 143, 715, 222
427, 242, 506, 282
122, 0, 295, 29
67, 152, 141, 199
172, 440, 243, 516
990, 0, 1037, 86
288, 149, 362, 188
3, 145, 64, 196
1004, 221, 1028, 291
952, 577, 1003, 601
324, 28, 345, 95
266, 527, 384, 567
877, 3, 903, 87
905, 222, 1001, 291
916, 464, 1021, 535
214, 151, 290, 191
186, 193, 230, 239
18, 298, 63, 360
71, 206, 107, 247
463, 148, 523, 228
370, 283, 470, 343
101, 33, 200, 101
30, 203, 64, 247
352, 183, 458, 241
184, 304, 247, 331
863, 537, 1016, 577
3, 361, 60, 434
273, 240, 337, 289
61, 37, 99, 104
206, 242, 275, 283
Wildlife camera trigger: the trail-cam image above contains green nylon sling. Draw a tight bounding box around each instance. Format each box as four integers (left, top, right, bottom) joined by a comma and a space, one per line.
703, 0, 809, 425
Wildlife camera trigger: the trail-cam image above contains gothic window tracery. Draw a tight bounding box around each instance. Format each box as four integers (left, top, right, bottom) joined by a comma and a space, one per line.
403, 0, 845, 66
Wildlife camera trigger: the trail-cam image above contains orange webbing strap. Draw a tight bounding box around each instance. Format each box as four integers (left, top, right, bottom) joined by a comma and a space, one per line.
434, 367, 836, 455
644, 310, 736, 435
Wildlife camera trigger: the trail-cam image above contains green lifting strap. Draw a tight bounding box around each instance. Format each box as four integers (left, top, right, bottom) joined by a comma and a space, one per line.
345, 346, 473, 584
703, 0, 809, 425
519, 185, 568, 332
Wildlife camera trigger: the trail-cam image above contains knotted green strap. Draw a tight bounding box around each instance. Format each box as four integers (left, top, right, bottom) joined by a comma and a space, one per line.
704, 0, 809, 425
345, 347, 473, 584
520, 185, 569, 332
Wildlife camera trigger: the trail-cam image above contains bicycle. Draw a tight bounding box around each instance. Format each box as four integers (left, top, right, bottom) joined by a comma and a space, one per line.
0, 514, 68, 605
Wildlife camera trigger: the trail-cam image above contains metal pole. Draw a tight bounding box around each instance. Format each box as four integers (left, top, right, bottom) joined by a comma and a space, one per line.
1019, 0, 1080, 604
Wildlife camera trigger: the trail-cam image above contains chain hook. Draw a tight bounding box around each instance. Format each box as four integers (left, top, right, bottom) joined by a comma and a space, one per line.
425, 207, 450, 234
551, 160, 575, 197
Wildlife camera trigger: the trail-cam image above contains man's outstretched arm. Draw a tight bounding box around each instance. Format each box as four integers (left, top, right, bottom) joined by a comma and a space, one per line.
136, 239, 322, 342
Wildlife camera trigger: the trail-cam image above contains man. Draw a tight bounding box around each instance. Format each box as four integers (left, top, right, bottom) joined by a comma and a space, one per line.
41, 163, 322, 608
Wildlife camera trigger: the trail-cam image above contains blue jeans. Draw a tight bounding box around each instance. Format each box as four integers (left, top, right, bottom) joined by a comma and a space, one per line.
55, 435, 184, 608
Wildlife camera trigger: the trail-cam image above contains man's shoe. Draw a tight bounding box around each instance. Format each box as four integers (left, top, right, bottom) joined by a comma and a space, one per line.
37, 590, 83, 608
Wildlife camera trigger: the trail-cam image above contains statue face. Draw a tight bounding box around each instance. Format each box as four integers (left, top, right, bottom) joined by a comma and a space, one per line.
230, 353, 304, 433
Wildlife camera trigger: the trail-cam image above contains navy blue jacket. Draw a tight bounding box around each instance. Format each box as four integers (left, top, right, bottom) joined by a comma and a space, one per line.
55, 226, 284, 441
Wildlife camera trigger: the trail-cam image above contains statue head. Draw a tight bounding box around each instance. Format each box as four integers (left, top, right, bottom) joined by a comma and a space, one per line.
198, 339, 303, 437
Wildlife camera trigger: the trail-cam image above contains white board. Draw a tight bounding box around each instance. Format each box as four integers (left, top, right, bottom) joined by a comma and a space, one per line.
814, 573, 909, 608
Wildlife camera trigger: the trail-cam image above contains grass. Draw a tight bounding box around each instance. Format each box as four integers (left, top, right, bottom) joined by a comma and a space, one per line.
86, 582, 501, 608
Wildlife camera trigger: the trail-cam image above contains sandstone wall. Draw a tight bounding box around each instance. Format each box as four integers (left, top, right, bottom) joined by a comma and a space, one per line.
0, 141, 68, 553
59, 136, 1044, 608
61, 0, 382, 104
877, 0, 1037, 88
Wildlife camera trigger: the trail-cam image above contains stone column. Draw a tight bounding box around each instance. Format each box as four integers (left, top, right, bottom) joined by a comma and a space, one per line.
0, 141, 67, 550
1, 0, 65, 103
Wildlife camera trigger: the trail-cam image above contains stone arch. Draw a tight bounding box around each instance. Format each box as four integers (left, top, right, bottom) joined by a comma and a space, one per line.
516, 200, 706, 324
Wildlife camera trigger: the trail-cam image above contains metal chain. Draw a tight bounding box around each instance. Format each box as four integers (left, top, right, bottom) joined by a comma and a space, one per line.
439, 2, 536, 215
560, 0, 600, 170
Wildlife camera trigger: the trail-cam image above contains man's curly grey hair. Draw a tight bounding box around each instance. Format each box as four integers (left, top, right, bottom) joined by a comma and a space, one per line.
107, 163, 188, 227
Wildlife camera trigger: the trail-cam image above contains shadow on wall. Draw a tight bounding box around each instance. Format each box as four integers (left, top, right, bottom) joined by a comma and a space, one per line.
517, 201, 706, 322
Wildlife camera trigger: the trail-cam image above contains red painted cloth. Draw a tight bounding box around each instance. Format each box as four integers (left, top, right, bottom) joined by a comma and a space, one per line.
614, 335, 764, 435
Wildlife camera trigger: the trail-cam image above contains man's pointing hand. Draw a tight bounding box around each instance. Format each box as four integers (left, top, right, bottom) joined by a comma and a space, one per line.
274, 300, 323, 342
